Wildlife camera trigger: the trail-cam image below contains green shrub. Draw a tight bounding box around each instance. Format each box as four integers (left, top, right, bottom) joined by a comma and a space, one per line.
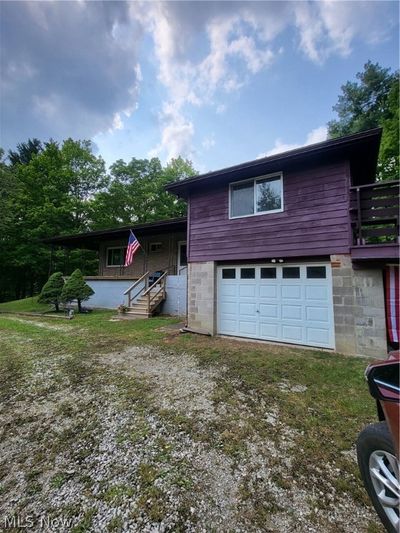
61, 269, 94, 313
38, 272, 64, 312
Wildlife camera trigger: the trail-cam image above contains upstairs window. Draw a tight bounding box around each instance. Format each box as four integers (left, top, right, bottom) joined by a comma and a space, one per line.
230, 173, 283, 218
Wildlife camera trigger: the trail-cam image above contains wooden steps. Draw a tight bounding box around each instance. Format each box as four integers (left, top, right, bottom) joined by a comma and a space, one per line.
124, 287, 166, 318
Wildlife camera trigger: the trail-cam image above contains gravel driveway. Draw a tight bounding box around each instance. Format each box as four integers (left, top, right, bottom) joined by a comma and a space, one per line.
0, 331, 381, 532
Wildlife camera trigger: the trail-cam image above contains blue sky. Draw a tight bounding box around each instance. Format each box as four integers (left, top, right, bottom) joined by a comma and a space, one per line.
1, 1, 398, 173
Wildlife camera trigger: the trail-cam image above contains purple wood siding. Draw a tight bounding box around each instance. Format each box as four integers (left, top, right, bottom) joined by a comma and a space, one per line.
188, 161, 352, 262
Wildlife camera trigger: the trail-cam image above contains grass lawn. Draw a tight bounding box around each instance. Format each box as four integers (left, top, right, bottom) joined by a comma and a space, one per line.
0, 295, 52, 314
0, 302, 384, 532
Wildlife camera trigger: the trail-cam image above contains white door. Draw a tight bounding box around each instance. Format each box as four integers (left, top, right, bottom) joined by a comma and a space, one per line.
217, 263, 335, 349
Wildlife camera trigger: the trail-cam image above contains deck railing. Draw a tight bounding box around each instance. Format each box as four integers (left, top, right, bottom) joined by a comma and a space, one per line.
350, 180, 399, 246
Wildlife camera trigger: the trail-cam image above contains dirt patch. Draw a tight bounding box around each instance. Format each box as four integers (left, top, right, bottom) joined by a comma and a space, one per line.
6, 317, 72, 331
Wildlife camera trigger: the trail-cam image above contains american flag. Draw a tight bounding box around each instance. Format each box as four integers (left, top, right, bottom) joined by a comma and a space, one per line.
124, 231, 141, 267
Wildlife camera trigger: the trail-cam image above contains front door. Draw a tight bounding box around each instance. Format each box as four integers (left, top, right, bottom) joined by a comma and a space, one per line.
177, 241, 187, 274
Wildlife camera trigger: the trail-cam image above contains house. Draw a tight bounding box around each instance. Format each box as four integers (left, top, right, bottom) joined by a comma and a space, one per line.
46, 218, 188, 315
46, 128, 399, 357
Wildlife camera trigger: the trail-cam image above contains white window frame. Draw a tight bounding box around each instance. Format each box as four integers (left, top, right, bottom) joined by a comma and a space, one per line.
229, 172, 284, 219
106, 246, 127, 267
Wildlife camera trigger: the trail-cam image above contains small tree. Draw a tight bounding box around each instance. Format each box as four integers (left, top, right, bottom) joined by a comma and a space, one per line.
61, 269, 94, 312
38, 272, 64, 312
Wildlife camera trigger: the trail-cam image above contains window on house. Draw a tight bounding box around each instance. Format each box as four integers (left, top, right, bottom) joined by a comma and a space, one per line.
307, 266, 326, 279
282, 267, 300, 279
230, 173, 283, 218
106, 247, 127, 267
261, 267, 277, 279
241, 268, 255, 279
222, 268, 236, 279
150, 242, 162, 253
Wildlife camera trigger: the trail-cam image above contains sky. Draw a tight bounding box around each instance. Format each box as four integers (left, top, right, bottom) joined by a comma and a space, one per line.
1, 1, 398, 173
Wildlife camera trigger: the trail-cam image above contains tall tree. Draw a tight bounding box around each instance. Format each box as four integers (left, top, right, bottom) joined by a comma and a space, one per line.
2, 139, 105, 300
90, 156, 195, 229
328, 61, 399, 180
8, 138, 43, 166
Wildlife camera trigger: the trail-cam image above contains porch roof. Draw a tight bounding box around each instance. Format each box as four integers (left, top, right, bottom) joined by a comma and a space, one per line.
44, 217, 187, 250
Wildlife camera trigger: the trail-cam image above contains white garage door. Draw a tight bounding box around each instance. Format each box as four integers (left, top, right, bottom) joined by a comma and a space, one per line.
217, 263, 334, 349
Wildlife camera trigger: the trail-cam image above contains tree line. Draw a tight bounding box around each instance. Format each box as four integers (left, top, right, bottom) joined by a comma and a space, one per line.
0, 139, 195, 302
0, 61, 398, 303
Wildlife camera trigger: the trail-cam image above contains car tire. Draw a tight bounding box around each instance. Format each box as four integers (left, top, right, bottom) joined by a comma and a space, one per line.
357, 421, 399, 533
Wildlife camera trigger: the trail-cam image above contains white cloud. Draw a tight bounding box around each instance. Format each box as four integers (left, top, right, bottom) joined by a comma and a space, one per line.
2, 0, 395, 155
293, 0, 396, 63
132, 4, 279, 160
202, 135, 216, 150
110, 112, 124, 132
306, 125, 328, 145
258, 126, 328, 158
148, 101, 194, 161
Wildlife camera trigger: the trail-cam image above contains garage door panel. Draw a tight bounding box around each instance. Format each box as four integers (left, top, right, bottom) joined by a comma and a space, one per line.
281, 285, 302, 299
260, 322, 280, 338
282, 325, 303, 342
306, 306, 329, 322
218, 263, 334, 349
306, 327, 330, 345
305, 285, 328, 300
220, 319, 237, 333
220, 284, 237, 297
259, 303, 278, 318
239, 284, 256, 297
239, 320, 257, 335
219, 302, 237, 315
281, 305, 302, 320
239, 302, 257, 315
259, 285, 278, 298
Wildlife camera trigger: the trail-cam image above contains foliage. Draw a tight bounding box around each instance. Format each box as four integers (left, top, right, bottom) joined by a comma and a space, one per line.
38, 272, 65, 312
378, 81, 399, 181
0, 138, 195, 303
61, 269, 94, 312
8, 138, 43, 166
90, 156, 194, 229
0, 139, 105, 302
328, 61, 399, 180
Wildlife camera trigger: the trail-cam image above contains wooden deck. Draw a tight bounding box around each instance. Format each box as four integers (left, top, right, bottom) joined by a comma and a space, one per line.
350, 180, 399, 260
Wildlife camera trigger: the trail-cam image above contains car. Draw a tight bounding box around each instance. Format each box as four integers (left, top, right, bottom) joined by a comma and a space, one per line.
357, 351, 399, 533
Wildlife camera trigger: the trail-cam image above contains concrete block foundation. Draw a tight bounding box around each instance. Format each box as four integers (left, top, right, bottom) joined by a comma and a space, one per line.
187, 261, 216, 334
331, 254, 387, 358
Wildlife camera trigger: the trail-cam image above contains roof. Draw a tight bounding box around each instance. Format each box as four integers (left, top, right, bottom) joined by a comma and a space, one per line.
166, 128, 382, 198
44, 217, 187, 249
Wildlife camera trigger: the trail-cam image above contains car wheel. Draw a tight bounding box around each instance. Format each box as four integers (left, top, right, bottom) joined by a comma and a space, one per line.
357, 421, 400, 533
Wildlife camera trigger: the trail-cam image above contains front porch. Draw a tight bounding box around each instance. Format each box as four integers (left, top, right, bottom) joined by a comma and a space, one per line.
45, 217, 188, 316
